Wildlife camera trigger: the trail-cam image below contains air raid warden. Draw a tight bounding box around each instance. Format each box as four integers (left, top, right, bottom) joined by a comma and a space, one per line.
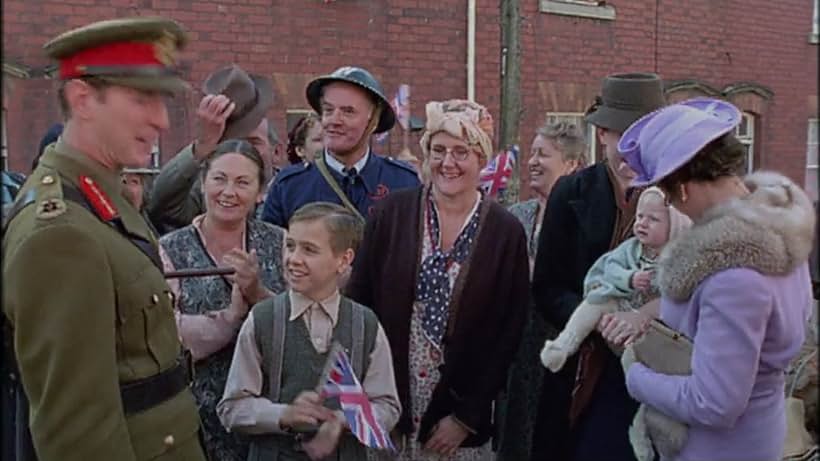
2, 17, 207, 461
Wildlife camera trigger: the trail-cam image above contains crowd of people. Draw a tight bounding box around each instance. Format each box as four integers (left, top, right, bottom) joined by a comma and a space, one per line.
2, 15, 818, 461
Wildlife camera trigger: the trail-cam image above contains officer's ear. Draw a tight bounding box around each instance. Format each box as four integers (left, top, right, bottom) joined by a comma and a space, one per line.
64, 79, 102, 121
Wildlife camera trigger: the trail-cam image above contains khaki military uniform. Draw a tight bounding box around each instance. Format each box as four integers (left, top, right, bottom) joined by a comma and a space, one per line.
3, 16, 208, 460
3, 141, 206, 461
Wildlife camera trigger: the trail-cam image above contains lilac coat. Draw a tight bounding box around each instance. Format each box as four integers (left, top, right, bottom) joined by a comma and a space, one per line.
625, 172, 816, 461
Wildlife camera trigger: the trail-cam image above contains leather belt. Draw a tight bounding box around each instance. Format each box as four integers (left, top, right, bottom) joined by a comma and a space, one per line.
120, 361, 190, 416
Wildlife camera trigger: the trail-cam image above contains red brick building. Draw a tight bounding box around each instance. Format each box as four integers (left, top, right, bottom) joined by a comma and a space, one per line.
3, 0, 818, 199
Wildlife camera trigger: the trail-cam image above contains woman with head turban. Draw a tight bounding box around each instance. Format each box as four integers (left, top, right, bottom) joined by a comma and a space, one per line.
347, 100, 530, 459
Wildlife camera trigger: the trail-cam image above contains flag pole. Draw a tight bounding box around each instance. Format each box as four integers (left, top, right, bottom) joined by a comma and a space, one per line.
403, 93, 410, 154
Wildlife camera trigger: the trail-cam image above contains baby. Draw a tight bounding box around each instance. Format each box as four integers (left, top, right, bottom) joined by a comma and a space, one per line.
540, 187, 691, 372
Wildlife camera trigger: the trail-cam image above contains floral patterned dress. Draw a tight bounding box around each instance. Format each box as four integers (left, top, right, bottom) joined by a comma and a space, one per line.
394, 191, 493, 461
160, 218, 287, 461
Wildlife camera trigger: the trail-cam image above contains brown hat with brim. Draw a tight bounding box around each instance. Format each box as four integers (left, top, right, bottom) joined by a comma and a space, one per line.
202, 65, 273, 141
44, 17, 189, 94
584, 72, 666, 134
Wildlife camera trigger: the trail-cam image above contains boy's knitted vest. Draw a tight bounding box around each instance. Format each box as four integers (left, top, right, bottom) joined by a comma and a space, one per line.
248, 292, 379, 461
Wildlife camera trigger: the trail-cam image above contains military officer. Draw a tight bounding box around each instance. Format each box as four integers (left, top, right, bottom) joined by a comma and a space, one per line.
260, 66, 421, 227
2, 17, 207, 461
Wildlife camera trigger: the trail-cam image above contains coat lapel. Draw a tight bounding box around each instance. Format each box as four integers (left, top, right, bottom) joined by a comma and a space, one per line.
568, 163, 617, 248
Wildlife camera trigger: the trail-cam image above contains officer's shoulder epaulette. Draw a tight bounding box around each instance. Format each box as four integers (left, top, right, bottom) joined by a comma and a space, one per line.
275, 161, 313, 183
383, 156, 419, 176
31, 170, 67, 220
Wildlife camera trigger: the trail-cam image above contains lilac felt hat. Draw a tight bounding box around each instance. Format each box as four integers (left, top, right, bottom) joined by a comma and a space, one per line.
618, 97, 742, 188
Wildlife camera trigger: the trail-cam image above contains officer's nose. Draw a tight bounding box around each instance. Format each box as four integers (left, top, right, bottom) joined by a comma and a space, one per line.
150, 97, 170, 132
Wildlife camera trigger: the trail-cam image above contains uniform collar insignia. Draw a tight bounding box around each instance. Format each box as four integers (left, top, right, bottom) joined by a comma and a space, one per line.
78, 175, 119, 221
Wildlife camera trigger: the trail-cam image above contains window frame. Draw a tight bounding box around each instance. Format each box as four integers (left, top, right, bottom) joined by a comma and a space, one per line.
543, 111, 598, 164
150, 140, 160, 169
539, 0, 616, 21
806, 118, 819, 202
286, 109, 316, 135
733, 112, 756, 174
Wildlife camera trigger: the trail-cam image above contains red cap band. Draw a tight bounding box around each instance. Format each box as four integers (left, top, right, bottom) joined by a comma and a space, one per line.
59, 41, 166, 79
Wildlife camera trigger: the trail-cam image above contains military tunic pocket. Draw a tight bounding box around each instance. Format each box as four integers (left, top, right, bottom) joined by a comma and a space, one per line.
116, 266, 181, 379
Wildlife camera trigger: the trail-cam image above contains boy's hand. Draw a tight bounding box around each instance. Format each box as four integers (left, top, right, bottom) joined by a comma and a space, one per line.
424, 415, 469, 456
631, 270, 653, 291
279, 391, 334, 431
302, 415, 344, 460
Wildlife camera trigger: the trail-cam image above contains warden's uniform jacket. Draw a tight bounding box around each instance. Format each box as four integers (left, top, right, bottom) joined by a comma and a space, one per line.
3, 141, 205, 461
261, 150, 420, 227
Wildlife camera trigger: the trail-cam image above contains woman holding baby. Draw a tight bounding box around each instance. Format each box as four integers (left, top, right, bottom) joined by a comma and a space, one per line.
615, 97, 814, 460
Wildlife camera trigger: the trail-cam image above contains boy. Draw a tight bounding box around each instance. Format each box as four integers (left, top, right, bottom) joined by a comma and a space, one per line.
217, 202, 400, 461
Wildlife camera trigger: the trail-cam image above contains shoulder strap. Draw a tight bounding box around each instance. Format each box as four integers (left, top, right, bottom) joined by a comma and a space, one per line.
3, 181, 162, 271
342, 297, 366, 378
258, 294, 288, 402
62, 183, 163, 271
314, 157, 365, 222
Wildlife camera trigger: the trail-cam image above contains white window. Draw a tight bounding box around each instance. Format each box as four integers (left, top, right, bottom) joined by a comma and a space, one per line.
286, 109, 314, 134
539, 0, 616, 20
150, 141, 160, 169
806, 119, 819, 202
544, 112, 598, 165
734, 112, 755, 174
812, 0, 819, 43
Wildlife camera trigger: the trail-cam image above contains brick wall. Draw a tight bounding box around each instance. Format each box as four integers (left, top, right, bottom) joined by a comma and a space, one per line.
3, 0, 817, 199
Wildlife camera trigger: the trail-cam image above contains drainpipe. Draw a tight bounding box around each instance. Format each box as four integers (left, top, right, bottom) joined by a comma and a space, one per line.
467, 0, 476, 102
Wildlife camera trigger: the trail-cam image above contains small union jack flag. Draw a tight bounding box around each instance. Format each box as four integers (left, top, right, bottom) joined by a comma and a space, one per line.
480, 145, 518, 197
321, 344, 396, 452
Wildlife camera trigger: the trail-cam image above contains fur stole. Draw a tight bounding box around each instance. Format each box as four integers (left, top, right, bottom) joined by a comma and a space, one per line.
659, 171, 816, 301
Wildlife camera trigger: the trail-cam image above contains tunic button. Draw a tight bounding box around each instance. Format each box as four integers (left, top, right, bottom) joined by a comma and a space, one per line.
163, 434, 175, 447
151, 294, 160, 304
41, 175, 55, 185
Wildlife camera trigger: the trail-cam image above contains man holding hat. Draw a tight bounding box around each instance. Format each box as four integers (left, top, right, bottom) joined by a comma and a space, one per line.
261, 66, 420, 227
2, 17, 206, 461
147, 64, 281, 233
531, 73, 666, 461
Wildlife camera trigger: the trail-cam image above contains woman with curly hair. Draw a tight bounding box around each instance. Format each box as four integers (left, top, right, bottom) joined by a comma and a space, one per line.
286, 113, 323, 164
496, 120, 587, 460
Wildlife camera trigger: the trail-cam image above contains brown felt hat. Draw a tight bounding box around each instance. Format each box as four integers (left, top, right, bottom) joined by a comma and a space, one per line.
584, 73, 666, 134
202, 65, 273, 141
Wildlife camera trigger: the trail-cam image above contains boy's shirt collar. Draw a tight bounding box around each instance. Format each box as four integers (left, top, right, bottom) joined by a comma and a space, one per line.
288, 289, 340, 326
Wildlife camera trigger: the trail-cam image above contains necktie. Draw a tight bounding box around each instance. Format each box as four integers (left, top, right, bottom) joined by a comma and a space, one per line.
343, 166, 358, 186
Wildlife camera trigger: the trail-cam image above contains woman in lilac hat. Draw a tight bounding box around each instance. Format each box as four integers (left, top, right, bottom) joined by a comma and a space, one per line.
612, 97, 815, 460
